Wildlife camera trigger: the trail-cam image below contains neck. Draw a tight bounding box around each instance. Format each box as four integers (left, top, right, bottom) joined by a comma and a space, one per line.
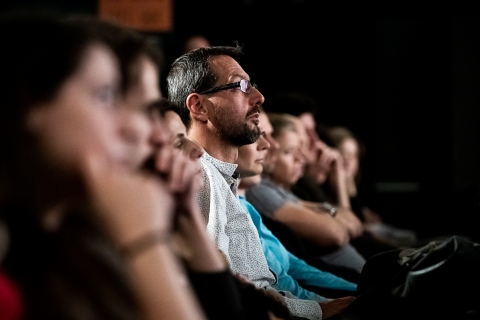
237, 186, 246, 197
237, 175, 260, 196
188, 125, 239, 163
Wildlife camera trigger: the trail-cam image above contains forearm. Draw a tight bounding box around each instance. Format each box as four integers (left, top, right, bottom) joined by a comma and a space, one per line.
275, 204, 350, 249
328, 165, 351, 209
126, 243, 207, 320
335, 208, 363, 238
288, 254, 357, 292
175, 210, 227, 272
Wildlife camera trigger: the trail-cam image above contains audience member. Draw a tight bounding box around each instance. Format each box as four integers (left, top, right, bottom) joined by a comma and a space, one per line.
0, 12, 292, 320
245, 113, 367, 277
0, 12, 207, 319
181, 34, 211, 54
167, 44, 355, 319
326, 126, 418, 248
236, 112, 358, 301
153, 98, 295, 320
262, 92, 399, 259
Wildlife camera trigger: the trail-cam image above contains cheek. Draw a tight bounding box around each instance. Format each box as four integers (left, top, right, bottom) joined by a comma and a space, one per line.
39, 105, 117, 169
272, 157, 290, 178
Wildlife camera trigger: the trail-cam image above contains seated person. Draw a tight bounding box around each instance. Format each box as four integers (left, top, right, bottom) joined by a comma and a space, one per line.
236, 112, 358, 300
262, 92, 399, 259
166, 45, 356, 319
0, 13, 291, 320
323, 125, 418, 248
245, 113, 367, 277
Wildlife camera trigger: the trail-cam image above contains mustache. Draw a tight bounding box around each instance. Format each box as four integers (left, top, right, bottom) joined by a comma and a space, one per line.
247, 105, 261, 117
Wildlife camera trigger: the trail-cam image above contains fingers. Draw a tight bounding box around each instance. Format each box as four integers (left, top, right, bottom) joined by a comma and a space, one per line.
154, 142, 174, 177
168, 151, 202, 194
316, 144, 344, 172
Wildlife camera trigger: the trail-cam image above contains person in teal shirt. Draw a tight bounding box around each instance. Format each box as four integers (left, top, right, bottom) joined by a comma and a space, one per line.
235, 112, 357, 302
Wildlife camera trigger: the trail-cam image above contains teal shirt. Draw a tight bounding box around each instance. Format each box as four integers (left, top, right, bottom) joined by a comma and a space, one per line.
239, 196, 357, 302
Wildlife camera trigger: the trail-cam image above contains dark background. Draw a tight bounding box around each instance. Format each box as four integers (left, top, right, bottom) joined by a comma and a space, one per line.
2, 0, 479, 240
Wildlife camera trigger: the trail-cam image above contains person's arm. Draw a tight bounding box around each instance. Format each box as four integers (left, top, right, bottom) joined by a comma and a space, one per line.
332, 207, 364, 238
314, 142, 351, 209
325, 150, 351, 209
286, 252, 357, 293
124, 240, 207, 320
299, 201, 363, 239
264, 245, 326, 302
83, 154, 207, 320
273, 202, 350, 249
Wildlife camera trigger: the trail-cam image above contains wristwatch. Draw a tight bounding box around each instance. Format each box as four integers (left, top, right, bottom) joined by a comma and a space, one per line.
318, 202, 337, 217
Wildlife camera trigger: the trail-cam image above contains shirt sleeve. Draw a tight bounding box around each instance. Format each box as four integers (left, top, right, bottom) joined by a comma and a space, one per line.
245, 181, 287, 219
268, 249, 327, 302
287, 251, 358, 292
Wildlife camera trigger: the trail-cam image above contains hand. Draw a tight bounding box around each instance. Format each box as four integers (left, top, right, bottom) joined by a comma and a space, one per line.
233, 272, 255, 286
152, 143, 227, 271
319, 296, 356, 319
310, 141, 344, 184
82, 152, 175, 248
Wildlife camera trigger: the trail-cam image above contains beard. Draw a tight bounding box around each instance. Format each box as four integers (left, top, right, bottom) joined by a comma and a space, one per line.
212, 104, 261, 147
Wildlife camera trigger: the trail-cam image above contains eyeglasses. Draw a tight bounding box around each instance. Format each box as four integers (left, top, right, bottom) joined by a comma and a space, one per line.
198, 79, 258, 95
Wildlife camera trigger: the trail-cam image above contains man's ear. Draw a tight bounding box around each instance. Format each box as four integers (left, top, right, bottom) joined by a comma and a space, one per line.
186, 93, 208, 122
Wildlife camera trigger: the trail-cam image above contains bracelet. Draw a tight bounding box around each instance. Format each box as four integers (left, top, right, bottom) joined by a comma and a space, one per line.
119, 230, 170, 258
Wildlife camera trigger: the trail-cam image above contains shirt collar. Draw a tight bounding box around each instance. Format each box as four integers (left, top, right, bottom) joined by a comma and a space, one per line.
201, 151, 238, 177
202, 151, 240, 193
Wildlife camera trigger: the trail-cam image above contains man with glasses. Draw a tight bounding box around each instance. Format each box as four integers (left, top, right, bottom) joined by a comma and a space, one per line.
167, 45, 354, 320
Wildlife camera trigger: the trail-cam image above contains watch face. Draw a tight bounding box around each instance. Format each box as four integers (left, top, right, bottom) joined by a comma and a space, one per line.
319, 202, 336, 216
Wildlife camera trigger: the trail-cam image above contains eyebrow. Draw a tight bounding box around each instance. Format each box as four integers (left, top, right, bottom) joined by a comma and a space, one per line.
228, 73, 250, 82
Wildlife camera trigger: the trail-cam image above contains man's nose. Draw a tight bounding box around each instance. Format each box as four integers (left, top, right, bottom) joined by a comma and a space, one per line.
251, 86, 265, 106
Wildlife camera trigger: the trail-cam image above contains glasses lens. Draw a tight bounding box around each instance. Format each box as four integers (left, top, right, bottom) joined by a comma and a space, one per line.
240, 79, 249, 93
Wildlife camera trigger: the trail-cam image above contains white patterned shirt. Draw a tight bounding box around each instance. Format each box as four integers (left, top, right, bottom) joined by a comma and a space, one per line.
198, 152, 322, 319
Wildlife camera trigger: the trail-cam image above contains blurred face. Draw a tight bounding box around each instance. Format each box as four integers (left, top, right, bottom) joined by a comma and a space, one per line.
236, 133, 270, 179
339, 137, 359, 178
120, 56, 163, 169
292, 117, 311, 165
201, 55, 265, 147
163, 110, 204, 190
298, 112, 320, 164
27, 43, 127, 171
183, 35, 210, 53
269, 130, 304, 188
258, 112, 279, 173
164, 110, 204, 161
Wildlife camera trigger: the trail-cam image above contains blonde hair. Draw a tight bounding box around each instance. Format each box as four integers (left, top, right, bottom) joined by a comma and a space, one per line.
267, 112, 299, 139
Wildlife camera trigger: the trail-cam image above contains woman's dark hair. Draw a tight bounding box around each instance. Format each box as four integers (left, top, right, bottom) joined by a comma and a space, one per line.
0, 12, 109, 211
150, 97, 180, 118
0, 13, 143, 319
67, 16, 164, 96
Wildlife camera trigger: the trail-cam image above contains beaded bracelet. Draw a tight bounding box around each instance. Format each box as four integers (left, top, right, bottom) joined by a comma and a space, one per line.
119, 230, 170, 258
